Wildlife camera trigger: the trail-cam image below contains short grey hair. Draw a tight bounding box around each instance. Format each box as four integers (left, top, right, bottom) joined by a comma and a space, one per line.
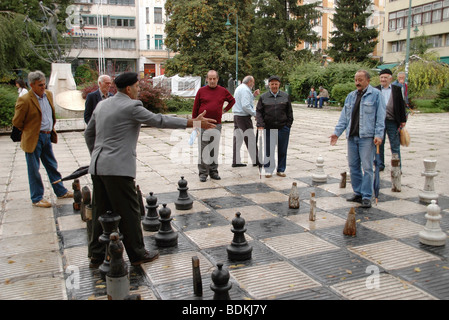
28, 71, 46, 85
397, 71, 406, 76
242, 76, 253, 84
98, 74, 111, 84
356, 69, 371, 80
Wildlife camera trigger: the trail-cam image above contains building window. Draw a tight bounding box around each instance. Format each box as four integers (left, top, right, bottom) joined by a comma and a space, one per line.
146, 7, 150, 24
147, 35, 150, 50
154, 7, 163, 24
427, 35, 443, 47
155, 35, 163, 50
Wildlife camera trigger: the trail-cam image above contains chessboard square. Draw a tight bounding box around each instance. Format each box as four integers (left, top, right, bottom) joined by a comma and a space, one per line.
362, 217, 424, 239
189, 188, 234, 200
225, 183, 276, 195
57, 214, 86, 231
216, 205, 276, 222
0, 274, 67, 300
376, 200, 427, 216
160, 201, 211, 216
171, 210, 229, 232
64, 246, 91, 269
317, 183, 351, 196
141, 251, 214, 285
261, 233, 339, 259
380, 186, 420, 199
331, 273, 437, 300
315, 196, 353, 211
287, 211, 346, 231
349, 240, 441, 270
230, 261, 321, 299
184, 225, 252, 249
202, 196, 256, 210
242, 191, 288, 204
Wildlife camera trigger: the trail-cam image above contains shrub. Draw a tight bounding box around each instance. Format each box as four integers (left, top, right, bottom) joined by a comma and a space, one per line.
432, 85, 449, 112
138, 76, 168, 114
331, 82, 356, 106
74, 64, 98, 86
0, 84, 18, 127
164, 95, 193, 113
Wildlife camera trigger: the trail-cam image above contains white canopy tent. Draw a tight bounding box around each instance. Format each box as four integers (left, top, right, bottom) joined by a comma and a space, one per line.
152, 74, 201, 97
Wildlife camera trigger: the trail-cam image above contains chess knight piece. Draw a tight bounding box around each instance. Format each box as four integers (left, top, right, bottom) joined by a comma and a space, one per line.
391, 153, 401, 192
343, 207, 356, 236
419, 159, 438, 204
72, 179, 82, 211
142, 192, 160, 232
175, 176, 193, 210
312, 155, 327, 183
419, 200, 446, 246
210, 263, 232, 300
155, 204, 178, 247
227, 212, 252, 261
288, 182, 300, 209
106, 232, 130, 300
98, 211, 122, 280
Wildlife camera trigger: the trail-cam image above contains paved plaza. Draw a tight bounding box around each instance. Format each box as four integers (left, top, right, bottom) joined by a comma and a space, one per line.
0, 104, 448, 302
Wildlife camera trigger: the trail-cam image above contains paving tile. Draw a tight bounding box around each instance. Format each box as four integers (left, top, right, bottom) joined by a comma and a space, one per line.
287, 211, 346, 231
361, 217, 425, 239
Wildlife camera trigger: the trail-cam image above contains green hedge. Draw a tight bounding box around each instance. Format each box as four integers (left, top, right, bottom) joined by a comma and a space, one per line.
432, 85, 449, 112
331, 82, 356, 106
164, 96, 194, 113
0, 85, 18, 127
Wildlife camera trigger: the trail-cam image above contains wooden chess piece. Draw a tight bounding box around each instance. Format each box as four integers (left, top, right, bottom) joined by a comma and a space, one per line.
288, 182, 300, 209
192, 256, 203, 297
226, 212, 252, 261
309, 192, 316, 221
155, 204, 178, 247
210, 263, 232, 300
72, 179, 82, 211
343, 207, 356, 236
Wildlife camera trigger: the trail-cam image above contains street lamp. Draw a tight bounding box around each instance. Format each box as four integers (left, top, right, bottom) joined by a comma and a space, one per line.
404, 0, 413, 84
225, 12, 238, 87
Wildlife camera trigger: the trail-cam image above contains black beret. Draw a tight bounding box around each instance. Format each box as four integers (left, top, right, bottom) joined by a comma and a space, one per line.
379, 69, 393, 76
268, 75, 281, 83
114, 72, 139, 89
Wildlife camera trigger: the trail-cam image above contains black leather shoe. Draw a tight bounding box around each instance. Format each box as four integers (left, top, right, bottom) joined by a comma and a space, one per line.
347, 194, 362, 203
210, 174, 221, 180
360, 199, 372, 208
199, 176, 207, 182
232, 164, 247, 167
89, 257, 103, 269
131, 250, 159, 266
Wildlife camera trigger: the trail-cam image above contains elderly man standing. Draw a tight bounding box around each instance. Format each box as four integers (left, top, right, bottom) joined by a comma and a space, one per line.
375, 69, 407, 171
232, 75, 260, 167
330, 70, 386, 209
85, 72, 216, 267
192, 70, 235, 182
84, 74, 113, 124
12, 70, 73, 208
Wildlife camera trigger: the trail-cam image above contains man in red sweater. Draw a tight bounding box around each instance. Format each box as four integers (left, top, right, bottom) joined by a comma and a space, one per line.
192, 70, 235, 182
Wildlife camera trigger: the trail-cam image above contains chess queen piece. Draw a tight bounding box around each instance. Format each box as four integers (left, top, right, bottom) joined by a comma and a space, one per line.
227, 212, 252, 261
288, 182, 300, 209
106, 232, 130, 300
210, 263, 232, 300
391, 153, 401, 192
419, 159, 438, 204
343, 207, 356, 236
312, 155, 327, 183
419, 200, 446, 246
98, 211, 122, 280
72, 179, 82, 211
175, 176, 193, 210
155, 204, 178, 247
309, 192, 316, 221
142, 192, 160, 232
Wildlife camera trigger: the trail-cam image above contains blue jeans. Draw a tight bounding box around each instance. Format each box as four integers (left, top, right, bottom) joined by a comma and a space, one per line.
307, 97, 316, 106
264, 126, 290, 174
25, 132, 67, 202
347, 136, 375, 200
319, 97, 329, 108
379, 119, 401, 169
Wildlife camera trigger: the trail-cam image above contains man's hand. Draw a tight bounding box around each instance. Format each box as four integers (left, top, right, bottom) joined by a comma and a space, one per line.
374, 137, 383, 145
329, 134, 338, 146
253, 89, 260, 97
188, 110, 216, 130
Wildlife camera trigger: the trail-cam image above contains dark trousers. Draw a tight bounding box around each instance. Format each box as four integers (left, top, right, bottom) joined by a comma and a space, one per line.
198, 124, 222, 177
233, 115, 258, 165
264, 126, 290, 174
380, 119, 401, 169
89, 175, 146, 263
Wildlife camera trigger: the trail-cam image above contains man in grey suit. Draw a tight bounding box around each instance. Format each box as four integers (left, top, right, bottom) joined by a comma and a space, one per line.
85, 72, 216, 267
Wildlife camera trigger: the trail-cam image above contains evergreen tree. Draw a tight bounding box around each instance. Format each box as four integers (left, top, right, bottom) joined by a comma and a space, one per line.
327, 0, 378, 63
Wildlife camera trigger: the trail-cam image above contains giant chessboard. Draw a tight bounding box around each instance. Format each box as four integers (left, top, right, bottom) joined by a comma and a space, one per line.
55, 175, 449, 301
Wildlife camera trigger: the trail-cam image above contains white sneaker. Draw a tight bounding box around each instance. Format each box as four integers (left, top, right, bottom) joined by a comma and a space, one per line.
33, 199, 52, 208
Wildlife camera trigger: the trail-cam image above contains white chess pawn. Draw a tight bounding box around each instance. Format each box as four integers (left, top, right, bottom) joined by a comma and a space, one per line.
419, 200, 446, 246
312, 155, 327, 183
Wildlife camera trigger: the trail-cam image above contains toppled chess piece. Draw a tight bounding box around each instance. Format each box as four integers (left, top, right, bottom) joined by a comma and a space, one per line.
106, 232, 130, 300
192, 256, 203, 297
391, 153, 401, 192
312, 155, 327, 183
142, 192, 160, 232
419, 200, 446, 246
309, 192, 316, 221
340, 172, 347, 188
343, 207, 356, 236
175, 176, 193, 210
227, 212, 252, 261
288, 182, 300, 209
210, 263, 232, 300
419, 159, 438, 204
72, 179, 82, 211
155, 204, 178, 247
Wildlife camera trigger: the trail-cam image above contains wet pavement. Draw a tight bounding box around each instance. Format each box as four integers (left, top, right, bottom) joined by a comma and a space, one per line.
1, 103, 448, 303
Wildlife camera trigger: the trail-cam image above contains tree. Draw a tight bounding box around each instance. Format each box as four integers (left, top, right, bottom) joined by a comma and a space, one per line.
327, 0, 378, 64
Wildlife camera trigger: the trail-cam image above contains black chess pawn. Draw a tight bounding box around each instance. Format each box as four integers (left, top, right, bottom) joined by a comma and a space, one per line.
72, 179, 82, 211
226, 212, 252, 261
175, 176, 193, 210
142, 192, 160, 232
155, 204, 178, 247
106, 232, 130, 300
210, 263, 232, 300
98, 211, 122, 280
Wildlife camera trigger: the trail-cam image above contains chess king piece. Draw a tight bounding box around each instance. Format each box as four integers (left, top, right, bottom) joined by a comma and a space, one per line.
419, 200, 446, 246
227, 212, 252, 261
142, 192, 160, 232
98, 211, 122, 280
343, 207, 356, 236
391, 153, 401, 192
288, 182, 300, 209
155, 204, 178, 247
340, 172, 347, 188
175, 176, 193, 210
192, 256, 203, 297
72, 179, 82, 211
309, 192, 316, 221
419, 159, 438, 204
80, 186, 91, 222
312, 155, 327, 183
106, 232, 130, 300
210, 263, 232, 300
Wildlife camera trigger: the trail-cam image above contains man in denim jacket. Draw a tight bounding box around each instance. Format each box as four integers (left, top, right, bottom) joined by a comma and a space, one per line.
330, 70, 386, 208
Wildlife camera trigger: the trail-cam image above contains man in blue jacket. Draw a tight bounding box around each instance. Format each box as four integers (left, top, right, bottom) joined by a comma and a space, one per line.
330, 70, 386, 208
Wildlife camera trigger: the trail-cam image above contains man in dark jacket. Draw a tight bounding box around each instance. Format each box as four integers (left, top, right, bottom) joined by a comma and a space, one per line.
256, 75, 294, 177
376, 69, 407, 170
84, 75, 113, 124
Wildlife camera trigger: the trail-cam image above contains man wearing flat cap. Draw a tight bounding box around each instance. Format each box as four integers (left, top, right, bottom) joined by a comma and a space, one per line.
85, 72, 216, 267
256, 75, 294, 178
375, 68, 407, 171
